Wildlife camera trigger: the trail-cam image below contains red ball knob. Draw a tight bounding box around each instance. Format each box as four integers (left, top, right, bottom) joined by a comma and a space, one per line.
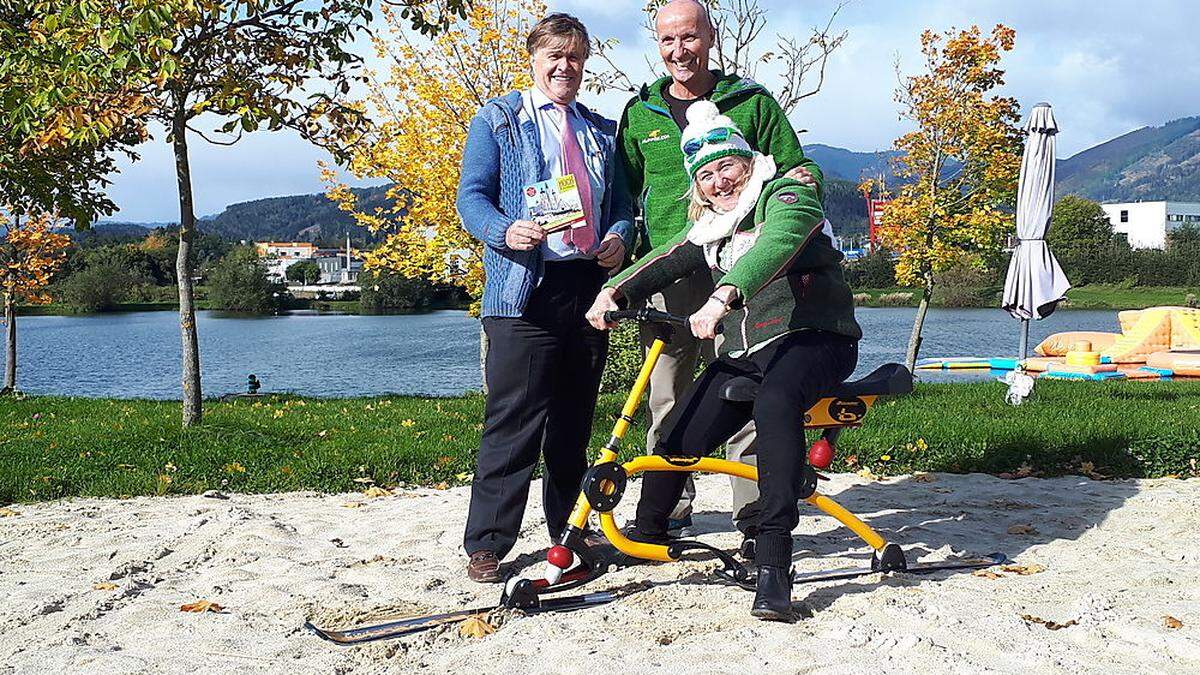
808, 438, 834, 469
547, 544, 574, 569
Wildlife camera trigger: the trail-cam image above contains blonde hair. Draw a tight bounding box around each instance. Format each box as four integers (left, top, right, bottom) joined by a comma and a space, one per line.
685, 155, 754, 223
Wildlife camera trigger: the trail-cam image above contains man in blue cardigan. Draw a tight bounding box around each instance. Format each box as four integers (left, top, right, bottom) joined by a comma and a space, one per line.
456, 13, 634, 583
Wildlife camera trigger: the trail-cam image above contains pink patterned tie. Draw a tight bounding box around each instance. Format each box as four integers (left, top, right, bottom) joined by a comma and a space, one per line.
558, 105, 597, 254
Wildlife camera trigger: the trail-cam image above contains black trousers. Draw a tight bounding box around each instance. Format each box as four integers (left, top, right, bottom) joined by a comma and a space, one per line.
635, 330, 858, 568
464, 260, 609, 558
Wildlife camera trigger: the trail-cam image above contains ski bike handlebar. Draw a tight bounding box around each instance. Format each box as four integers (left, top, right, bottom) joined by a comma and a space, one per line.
602, 308, 686, 326
602, 308, 722, 333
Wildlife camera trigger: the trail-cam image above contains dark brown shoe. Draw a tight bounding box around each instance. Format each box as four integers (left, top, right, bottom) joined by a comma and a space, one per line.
467, 550, 501, 583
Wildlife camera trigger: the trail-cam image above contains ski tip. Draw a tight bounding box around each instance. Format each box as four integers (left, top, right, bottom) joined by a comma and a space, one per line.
303, 621, 339, 644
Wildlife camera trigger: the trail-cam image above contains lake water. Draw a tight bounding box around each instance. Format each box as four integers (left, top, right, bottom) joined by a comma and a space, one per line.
2, 307, 1122, 398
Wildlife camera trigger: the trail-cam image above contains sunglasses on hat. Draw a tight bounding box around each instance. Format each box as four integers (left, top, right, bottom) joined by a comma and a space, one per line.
683, 127, 734, 157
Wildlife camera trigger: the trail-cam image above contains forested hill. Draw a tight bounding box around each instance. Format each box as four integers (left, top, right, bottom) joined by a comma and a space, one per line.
199, 186, 391, 245
1056, 116, 1200, 202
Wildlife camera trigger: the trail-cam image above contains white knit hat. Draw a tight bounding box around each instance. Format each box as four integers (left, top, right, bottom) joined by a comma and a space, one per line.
680, 100, 754, 179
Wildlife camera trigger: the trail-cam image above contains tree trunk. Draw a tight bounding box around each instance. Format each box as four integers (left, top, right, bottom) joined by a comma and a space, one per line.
905, 277, 934, 374
3, 294, 15, 394
172, 107, 203, 427
479, 323, 489, 395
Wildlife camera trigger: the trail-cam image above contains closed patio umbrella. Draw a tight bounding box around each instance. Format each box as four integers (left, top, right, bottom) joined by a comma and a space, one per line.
1002, 103, 1070, 403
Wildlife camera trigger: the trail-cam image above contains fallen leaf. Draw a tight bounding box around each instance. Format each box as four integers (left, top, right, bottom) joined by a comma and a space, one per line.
180, 600, 224, 613
1001, 564, 1046, 576
972, 569, 1003, 579
363, 486, 392, 498
458, 614, 495, 638
1007, 524, 1037, 535
401, 419, 415, 428
342, 502, 363, 509
352, 477, 375, 485
844, 454, 858, 467
1021, 614, 1077, 631
856, 468, 879, 481
913, 473, 936, 483
1164, 616, 1184, 630
1080, 461, 1107, 480
93, 582, 119, 591
0, 507, 20, 517
433, 482, 450, 490
455, 472, 474, 482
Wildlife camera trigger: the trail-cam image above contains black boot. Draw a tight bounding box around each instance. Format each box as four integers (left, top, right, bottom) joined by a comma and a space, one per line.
751, 565, 793, 621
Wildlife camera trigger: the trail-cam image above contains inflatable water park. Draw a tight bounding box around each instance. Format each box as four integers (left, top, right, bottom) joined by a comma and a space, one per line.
916, 306, 1200, 381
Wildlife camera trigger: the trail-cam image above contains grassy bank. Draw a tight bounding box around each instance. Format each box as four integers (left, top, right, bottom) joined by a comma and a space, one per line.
3, 380, 1198, 503
853, 284, 1200, 310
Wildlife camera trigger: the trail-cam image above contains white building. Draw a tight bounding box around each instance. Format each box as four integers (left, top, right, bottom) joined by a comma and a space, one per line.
1100, 201, 1200, 249
255, 241, 319, 281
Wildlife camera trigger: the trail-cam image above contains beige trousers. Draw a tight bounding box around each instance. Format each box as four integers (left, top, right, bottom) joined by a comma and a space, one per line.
639, 269, 759, 530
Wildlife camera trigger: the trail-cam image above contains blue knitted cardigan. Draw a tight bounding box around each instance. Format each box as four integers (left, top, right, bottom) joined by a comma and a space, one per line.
456, 91, 635, 318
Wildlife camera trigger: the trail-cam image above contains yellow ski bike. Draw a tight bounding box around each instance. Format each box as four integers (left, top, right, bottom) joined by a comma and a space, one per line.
307, 309, 1004, 645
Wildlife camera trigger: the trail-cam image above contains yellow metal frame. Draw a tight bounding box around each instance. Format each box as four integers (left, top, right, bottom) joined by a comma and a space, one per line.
564, 335, 890, 564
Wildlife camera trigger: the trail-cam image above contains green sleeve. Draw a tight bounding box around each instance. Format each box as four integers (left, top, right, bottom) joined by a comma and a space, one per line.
717, 179, 825, 300
617, 100, 645, 218
606, 226, 705, 305
753, 95, 824, 202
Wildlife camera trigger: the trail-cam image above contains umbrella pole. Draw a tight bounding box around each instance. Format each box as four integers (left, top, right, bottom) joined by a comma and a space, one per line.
1019, 319, 1030, 360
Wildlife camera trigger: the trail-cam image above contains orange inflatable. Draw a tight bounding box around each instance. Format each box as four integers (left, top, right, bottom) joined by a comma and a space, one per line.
1146, 350, 1200, 376
1033, 331, 1118, 357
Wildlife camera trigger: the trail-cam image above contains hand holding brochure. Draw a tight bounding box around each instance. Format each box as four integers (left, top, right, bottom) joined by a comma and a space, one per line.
524, 175, 585, 233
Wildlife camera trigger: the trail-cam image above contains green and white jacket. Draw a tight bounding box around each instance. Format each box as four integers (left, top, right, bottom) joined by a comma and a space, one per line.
606, 160, 860, 358
617, 71, 823, 255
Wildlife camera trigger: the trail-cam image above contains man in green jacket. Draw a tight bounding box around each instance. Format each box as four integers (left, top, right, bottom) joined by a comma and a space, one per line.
617, 0, 824, 549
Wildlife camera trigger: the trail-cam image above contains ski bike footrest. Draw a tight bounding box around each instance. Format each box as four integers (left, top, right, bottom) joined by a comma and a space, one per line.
719, 363, 914, 403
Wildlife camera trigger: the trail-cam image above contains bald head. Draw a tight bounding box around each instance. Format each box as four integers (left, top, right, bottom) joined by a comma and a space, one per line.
656, 0, 713, 33
656, 0, 716, 96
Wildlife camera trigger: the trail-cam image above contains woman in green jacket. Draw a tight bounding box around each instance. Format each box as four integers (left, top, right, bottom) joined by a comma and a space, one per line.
585, 101, 862, 621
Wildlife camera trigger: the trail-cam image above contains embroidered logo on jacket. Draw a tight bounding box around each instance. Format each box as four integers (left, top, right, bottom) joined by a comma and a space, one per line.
754, 317, 783, 329
641, 128, 673, 145
776, 191, 798, 204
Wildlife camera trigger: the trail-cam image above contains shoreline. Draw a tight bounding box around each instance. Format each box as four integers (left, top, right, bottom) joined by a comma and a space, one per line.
18, 284, 1197, 316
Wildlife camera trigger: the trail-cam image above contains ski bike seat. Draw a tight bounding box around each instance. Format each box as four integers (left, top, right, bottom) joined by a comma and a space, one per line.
719, 362, 914, 404
719, 360, 913, 470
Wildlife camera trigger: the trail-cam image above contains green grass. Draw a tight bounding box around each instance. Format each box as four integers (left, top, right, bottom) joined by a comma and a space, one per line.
853, 287, 920, 307
3, 379, 1199, 503
1061, 284, 1200, 310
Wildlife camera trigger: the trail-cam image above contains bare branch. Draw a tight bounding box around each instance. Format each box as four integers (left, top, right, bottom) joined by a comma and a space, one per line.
185, 123, 244, 146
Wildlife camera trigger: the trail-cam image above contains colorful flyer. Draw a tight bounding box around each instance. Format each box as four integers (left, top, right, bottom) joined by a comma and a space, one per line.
524, 174, 585, 232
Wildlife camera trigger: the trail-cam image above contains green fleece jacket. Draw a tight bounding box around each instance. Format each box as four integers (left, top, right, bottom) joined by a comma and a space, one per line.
617, 72, 823, 254
606, 177, 861, 358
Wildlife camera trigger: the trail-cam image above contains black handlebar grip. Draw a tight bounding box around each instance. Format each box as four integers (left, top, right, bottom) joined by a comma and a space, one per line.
602, 308, 722, 333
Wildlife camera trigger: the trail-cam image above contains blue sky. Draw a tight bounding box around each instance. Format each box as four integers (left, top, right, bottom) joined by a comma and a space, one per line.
105, 0, 1200, 221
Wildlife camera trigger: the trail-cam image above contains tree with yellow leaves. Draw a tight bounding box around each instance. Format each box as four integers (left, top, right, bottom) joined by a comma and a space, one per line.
861, 25, 1023, 372
322, 0, 544, 315
1, 212, 71, 394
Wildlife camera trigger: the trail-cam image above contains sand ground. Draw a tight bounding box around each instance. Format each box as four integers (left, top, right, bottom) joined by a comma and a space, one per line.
2, 472, 1199, 674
